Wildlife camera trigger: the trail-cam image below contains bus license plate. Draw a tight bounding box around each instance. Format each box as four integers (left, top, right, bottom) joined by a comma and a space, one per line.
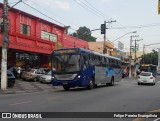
63, 83, 68, 84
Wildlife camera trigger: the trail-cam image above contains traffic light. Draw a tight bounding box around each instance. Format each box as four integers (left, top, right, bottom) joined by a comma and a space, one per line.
101, 24, 106, 34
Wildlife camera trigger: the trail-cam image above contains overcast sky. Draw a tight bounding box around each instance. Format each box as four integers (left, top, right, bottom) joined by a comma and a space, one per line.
1, 0, 160, 52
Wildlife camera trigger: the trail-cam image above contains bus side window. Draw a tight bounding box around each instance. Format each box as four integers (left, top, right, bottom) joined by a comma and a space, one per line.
83, 54, 88, 70
99, 56, 102, 66
115, 60, 118, 68
95, 55, 98, 66
89, 54, 93, 65
93, 55, 96, 65
110, 59, 114, 68
106, 58, 109, 66
102, 57, 106, 67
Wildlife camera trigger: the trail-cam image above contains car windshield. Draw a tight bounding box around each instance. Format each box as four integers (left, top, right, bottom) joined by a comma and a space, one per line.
45, 70, 51, 75
140, 72, 151, 76
26, 69, 36, 73
52, 54, 80, 74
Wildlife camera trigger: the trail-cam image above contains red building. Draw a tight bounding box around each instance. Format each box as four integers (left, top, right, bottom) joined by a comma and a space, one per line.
0, 3, 89, 68
63, 34, 88, 49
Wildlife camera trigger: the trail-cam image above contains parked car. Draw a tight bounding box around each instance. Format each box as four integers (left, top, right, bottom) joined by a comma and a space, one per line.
0, 70, 15, 87
39, 70, 52, 83
21, 68, 45, 81
138, 72, 156, 85
157, 70, 160, 75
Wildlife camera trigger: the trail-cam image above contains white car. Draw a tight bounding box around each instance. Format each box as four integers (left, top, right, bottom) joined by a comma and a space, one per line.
39, 70, 52, 83
138, 72, 156, 85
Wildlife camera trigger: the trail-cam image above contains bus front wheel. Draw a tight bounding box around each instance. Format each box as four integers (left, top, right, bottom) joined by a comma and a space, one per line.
87, 78, 94, 90
63, 85, 70, 90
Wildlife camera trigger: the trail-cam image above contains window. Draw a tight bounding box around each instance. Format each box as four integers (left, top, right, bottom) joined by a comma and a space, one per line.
41, 31, 57, 42
20, 24, 30, 36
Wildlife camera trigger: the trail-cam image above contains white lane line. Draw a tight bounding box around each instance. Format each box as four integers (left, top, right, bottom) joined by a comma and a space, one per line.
46, 96, 61, 100
10, 101, 32, 106
153, 118, 160, 121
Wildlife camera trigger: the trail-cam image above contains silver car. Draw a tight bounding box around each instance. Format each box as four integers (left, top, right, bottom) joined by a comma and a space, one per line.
39, 70, 52, 83
21, 68, 45, 81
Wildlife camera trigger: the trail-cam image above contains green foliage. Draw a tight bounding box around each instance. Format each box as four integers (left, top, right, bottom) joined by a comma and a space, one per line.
71, 26, 97, 42
140, 49, 158, 65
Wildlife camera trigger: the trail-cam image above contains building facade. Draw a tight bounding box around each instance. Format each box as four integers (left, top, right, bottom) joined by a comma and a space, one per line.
88, 41, 114, 55
0, 3, 89, 69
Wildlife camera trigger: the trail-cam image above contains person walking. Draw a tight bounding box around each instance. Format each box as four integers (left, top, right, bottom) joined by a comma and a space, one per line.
17, 67, 21, 79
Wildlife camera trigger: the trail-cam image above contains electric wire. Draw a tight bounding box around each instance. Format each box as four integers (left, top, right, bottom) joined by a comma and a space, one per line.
27, 0, 79, 29
73, 0, 104, 20
21, 1, 83, 32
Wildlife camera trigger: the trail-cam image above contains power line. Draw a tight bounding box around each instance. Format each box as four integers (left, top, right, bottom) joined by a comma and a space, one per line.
27, 0, 79, 29
77, 0, 106, 19
22, 1, 66, 27
108, 23, 160, 29
73, 0, 104, 20
84, 0, 110, 19
78, 0, 137, 37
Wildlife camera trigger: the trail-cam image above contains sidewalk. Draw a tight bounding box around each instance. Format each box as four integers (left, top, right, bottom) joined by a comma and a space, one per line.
0, 79, 55, 94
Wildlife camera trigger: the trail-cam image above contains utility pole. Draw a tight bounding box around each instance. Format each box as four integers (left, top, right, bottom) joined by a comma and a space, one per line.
103, 21, 106, 54
129, 36, 133, 78
134, 39, 142, 78
143, 44, 145, 64
134, 39, 142, 63
1, 0, 9, 90
129, 35, 139, 78
101, 20, 116, 54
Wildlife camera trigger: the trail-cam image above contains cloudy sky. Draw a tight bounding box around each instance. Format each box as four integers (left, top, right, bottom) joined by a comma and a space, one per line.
0, 0, 160, 51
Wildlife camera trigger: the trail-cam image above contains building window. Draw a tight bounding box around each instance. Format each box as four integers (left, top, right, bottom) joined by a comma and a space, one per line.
20, 24, 30, 36
41, 31, 57, 42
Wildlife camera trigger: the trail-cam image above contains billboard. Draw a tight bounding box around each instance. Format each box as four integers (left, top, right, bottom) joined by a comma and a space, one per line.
118, 41, 124, 50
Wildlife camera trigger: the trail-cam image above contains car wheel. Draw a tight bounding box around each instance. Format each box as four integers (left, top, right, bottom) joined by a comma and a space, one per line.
63, 85, 70, 91
138, 82, 140, 85
87, 78, 94, 89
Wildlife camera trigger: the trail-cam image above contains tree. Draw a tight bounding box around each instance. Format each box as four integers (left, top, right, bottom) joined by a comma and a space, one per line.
140, 49, 158, 65
71, 26, 97, 42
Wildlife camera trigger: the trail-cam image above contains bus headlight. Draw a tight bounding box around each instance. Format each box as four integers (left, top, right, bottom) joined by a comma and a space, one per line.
77, 75, 81, 79
52, 76, 55, 79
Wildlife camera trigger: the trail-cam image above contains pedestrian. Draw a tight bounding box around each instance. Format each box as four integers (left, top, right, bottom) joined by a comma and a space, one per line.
17, 67, 21, 79
12, 66, 18, 79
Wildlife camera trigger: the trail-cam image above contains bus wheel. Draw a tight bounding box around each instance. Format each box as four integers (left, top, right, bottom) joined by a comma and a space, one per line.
87, 78, 94, 90
63, 85, 70, 91
109, 77, 114, 86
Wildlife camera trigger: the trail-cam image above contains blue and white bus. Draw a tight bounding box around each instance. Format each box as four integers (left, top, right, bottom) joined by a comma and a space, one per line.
51, 48, 122, 90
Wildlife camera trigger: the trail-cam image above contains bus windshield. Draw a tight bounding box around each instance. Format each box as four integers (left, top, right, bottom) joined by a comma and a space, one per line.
52, 54, 80, 74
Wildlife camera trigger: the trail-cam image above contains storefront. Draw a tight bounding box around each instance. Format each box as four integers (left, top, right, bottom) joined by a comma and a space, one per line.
6, 49, 51, 69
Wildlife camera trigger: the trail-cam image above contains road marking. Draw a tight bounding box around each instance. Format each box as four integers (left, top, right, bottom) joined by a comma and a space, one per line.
10, 101, 32, 106
46, 96, 61, 100
153, 118, 160, 121
133, 109, 160, 121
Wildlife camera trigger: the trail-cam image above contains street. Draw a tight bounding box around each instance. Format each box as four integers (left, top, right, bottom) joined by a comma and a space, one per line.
0, 77, 160, 121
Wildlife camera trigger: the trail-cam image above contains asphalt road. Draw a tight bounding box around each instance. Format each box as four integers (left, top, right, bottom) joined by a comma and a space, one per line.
0, 77, 160, 121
